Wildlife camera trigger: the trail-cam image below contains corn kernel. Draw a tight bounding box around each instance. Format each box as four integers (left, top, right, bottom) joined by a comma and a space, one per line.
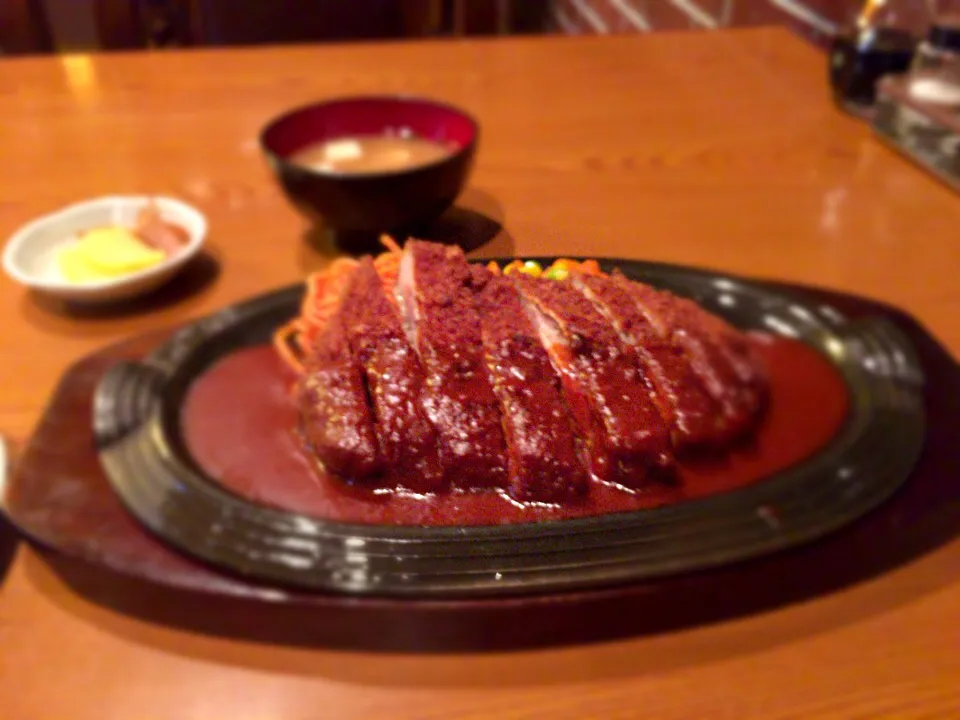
519, 261, 542, 277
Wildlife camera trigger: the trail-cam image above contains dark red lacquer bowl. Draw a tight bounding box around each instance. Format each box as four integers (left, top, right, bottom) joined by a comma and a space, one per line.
260, 95, 479, 234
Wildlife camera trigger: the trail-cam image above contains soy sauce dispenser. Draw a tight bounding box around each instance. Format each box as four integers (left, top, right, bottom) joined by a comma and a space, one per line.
908, 13, 960, 102
830, 0, 934, 116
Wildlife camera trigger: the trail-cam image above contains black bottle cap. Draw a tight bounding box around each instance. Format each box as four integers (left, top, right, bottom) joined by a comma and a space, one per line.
928, 18, 960, 51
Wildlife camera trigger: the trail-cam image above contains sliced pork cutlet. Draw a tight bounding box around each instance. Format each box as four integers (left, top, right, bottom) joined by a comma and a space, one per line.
340, 257, 443, 494
572, 272, 724, 449
684, 300, 768, 391
395, 240, 508, 490
477, 275, 588, 503
298, 267, 381, 480
512, 274, 673, 489
618, 275, 764, 440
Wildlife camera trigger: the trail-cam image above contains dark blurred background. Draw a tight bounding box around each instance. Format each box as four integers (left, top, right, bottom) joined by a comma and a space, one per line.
2, 0, 551, 53
5, 1, 960, 56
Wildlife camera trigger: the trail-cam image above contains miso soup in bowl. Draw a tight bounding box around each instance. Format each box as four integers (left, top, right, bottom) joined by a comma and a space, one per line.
260, 96, 479, 239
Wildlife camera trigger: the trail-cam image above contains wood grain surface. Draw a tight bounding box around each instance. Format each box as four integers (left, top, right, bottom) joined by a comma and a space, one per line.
1, 28, 959, 720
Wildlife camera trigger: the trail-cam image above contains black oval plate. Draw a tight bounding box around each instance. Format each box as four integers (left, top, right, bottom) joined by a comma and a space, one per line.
93, 259, 926, 598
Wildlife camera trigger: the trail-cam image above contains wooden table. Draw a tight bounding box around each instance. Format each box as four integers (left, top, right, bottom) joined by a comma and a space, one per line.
2, 27, 959, 719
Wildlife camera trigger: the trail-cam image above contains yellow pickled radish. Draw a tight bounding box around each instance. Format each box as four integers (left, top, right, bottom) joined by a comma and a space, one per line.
57, 226, 166, 284
57, 243, 106, 284
79, 227, 165, 272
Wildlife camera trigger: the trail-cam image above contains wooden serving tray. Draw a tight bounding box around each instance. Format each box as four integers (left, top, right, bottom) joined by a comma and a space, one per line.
3, 280, 960, 652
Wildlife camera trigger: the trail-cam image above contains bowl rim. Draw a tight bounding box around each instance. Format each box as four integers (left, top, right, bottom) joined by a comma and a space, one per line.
258, 93, 480, 181
1, 194, 207, 295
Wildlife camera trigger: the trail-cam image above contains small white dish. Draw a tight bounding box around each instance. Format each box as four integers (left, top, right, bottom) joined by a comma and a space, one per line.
2, 195, 207, 304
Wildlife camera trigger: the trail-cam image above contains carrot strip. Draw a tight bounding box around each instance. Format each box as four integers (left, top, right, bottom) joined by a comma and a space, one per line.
579, 259, 602, 275
273, 323, 304, 375
379, 234, 403, 255
374, 252, 401, 292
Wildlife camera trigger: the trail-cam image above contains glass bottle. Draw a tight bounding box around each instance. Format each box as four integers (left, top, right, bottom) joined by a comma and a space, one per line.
914, 15, 960, 69
908, 14, 960, 103
829, 0, 935, 117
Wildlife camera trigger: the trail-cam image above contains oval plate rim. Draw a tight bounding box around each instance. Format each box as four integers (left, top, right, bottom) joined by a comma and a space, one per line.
93, 257, 926, 598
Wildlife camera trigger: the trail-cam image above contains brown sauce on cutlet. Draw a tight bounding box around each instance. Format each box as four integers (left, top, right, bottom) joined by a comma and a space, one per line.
575, 273, 721, 447
405, 242, 508, 490
477, 277, 587, 503
513, 275, 674, 485
297, 314, 382, 479
626, 280, 763, 434
341, 259, 443, 493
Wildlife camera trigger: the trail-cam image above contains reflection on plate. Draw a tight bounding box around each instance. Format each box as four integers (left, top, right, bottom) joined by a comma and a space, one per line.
93, 258, 926, 598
